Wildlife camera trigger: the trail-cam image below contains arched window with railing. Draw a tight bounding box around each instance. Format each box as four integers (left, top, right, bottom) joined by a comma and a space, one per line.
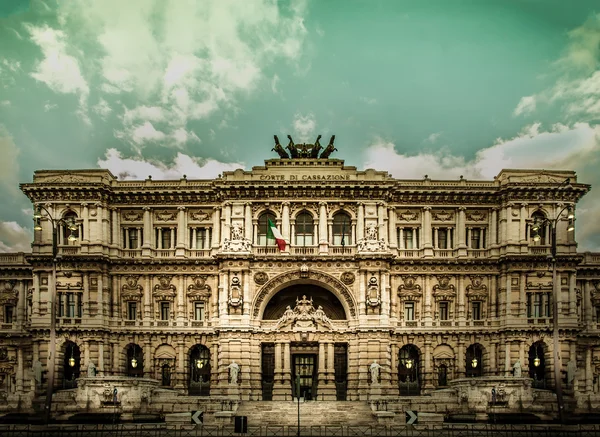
257, 212, 277, 246
295, 211, 314, 246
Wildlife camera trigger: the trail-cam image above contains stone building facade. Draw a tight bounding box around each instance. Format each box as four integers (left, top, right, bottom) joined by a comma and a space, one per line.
0, 142, 600, 419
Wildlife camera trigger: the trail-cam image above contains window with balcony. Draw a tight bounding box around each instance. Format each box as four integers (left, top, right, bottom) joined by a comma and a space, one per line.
257, 212, 277, 246
332, 212, 351, 245
122, 227, 142, 249
295, 211, 314, 246
404, 301, 415, 321
127, 301, 138, 320
194, 302, 205, 321
438, 301, 449, 320
527, 292, 551, 318
471, 301, 482, 320
4, 305, 14, 323
189, 227, 211, 249
155, 227, 176, 249
435, 227, 454, 249
398, 227, 420, 249
468, 227, 486, 249
58, 292, 82, 318
160, 302, 170, 320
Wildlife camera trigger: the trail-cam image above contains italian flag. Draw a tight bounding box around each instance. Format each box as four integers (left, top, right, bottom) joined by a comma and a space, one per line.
267, 218, 286, 251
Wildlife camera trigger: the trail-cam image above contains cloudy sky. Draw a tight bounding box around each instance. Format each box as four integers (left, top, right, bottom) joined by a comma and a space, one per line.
0, 0, 599, 253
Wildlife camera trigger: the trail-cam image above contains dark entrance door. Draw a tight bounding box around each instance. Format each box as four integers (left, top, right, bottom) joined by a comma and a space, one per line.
293, 354, 316, 400
334, 343, 348, 400
261, 343, 275, 400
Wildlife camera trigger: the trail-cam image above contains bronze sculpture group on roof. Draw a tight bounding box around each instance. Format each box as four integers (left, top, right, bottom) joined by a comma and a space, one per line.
272, 134, 337, 159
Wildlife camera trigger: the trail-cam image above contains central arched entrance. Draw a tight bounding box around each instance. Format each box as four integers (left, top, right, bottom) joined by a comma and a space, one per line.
261, 283, 349, 401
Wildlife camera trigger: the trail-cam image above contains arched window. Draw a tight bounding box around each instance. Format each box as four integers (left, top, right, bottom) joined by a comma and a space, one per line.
530, 211, 548, 245
60, 211, 80, 245
257, 212, 277, 246
295, 212, 314, 246
466, 344, 483, 377
332, 213, 351, 246
63, 341, 81, 389
189, 345, 211, 396
398, 345, 420, 395
529, 342, 546, 389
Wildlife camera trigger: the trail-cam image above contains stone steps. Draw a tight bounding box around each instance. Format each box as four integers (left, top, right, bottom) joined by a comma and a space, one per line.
235, 401, 375, 427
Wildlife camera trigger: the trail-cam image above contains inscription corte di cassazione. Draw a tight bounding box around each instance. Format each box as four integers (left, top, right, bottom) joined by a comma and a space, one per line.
259, 174, 351, 181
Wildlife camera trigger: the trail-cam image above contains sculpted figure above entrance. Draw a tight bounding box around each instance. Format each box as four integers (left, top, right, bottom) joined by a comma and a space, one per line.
275, 295, 333, 330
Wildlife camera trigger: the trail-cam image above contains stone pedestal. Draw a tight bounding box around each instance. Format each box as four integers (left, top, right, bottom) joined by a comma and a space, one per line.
227, 384, 241, 400
369, 383, 382, 400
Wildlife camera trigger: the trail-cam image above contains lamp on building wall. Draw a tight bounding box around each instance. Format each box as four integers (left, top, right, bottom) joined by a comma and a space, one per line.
471, 357, 478, 368
196, 358, 204, 369
131, 357, 138, 368
405, 359, 413, 369
33, 205, 79, 424
68, 347, 75, 367
534, 355, 541, 368
530, 179, 575, 424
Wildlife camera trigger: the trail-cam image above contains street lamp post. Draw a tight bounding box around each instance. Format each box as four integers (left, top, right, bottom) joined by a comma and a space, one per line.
531, 185, 575, 425
33, 205, 78, 424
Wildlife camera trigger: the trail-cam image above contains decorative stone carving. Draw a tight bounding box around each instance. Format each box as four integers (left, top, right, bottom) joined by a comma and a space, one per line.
153, 275, 176, 301
398, 275, 422, 301
122, 211, 143, 222
190, 210, 210, 221
121, 276, 143, 301
187, 275, 211, 301
222, 224, 252, 252
275, 295, 332, 330
357, 223, 386, 252
398, 210, 419, 221
340, 272, 355, 285
466, 211, 486, 222
367, 276, 380, 307
0, 281, 17, 305
253, 272, 268, 285
155, 210, 176, 222
228, 275, 243, 308
466, 276, 488, 301
432, 210, 454, 222
254, 270, 356, 318
433, 275, 456, 301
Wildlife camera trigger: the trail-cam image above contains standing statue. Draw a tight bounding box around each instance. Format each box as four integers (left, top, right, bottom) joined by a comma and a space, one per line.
228, 361, 240, 384
319, 135, 337, 159
272, 135, 289, 159
286, 135, 299, 158
513, 360, 522, 377
87, 361, 97, 377
311, 135, 322, 158
370, 360, 381, 384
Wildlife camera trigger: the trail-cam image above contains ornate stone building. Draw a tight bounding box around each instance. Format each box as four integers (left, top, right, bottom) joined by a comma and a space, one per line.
0, 136, 600, 422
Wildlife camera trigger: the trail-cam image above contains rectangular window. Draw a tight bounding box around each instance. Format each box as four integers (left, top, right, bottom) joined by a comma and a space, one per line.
439, 301, 449, 320
129, 229, 139, 249
160, 302, 170, 320
194, 302, 205, 321
190, 228, 211, 249
436, 228, 454, 249
471, 302, 481, 320
398, 227, 420, 249
527, 293, 551, 318
66, 294, 76, 318
4, 305, 14, 323
127, 302, 137, 320
155, 228, 176, 249
404, 301, 415, 321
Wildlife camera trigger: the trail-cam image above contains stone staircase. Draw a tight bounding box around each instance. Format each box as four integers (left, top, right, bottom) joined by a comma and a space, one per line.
234, 401, 376, 427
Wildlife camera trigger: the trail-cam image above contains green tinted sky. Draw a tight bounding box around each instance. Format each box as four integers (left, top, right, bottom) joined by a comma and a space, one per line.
0, 0, 599, 251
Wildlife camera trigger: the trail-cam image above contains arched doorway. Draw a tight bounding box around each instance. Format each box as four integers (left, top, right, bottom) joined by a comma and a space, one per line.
398, 345, 420, 395
62, 341, 80, 389
189, 345, 211, 396
126, 344, 144, 377
262, 284, 347, 320
529, 342, 546, 389
466, 344, 483, 377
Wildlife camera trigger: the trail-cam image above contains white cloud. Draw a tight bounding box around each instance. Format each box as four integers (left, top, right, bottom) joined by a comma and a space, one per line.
0, 125, 20, 196
44, 102, 57, 111
426, 132, 442, 143
1, 59, 21, 72
360, 96, 377, 105
513, 96, 536, 116
271, 74, 280, 94
97, 148, 243, 180
293, 113, 317, 142
0, 221, 32, 253
92, 98, 112, 119
0, 100, 10, 106
24, 24, 89, 123
172, 128, 200, 145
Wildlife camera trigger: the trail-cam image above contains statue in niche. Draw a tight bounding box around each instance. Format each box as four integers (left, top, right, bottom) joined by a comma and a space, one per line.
228, 361, 240, 384
513, 360, 522, 377
228, 276, 243, 308
230, 224, 243, 240
87, 361, 96, 377
272, 135, 289, 159
370, 360, 381, 384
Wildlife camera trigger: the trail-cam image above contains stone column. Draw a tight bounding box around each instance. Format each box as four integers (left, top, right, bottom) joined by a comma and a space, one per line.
111, 207, 119, 247
111, 341, 119, 376
584, 281, 592, 325
17, 347, 23, 392
245, 203, 253, 244
357, 203, 364, 241
457, 341, 465, 378
111, 276, 119, 319
222, 203, 232, 244
423, 207, 433, 255
424, 340, 432, 389
490, 208, 498, 247
319, 202, 328, 253
95, 203, 104, 243
32, 272, 40, 317
585, 346, 592, 392
519, 272, 526, 317
283, 342, 291, 398
98, 341, 105, 375
242, 270, 250, 316
520, 203, 527, 242
505, 274, 512, 319
142, 207, 152, 249
17, 280, 25, 328
458, 207, 467, 249
144, 275, 152, 320
212, 207, 221, 249
490, 342, 497, 376
499, 205, 507, 246
281, 202, 290, 244
358, 272, 366, 316
82, 273, 90, 318
424, 275, 432, 322
82, 203, 90, 243
177, 275, 185, 321
177, 340, 185, 389
556, 271, 562, 318
505, 341, 511, 376
388, 207, 397, 249
569, 272, 576, 316
177, 206, 186, 250
457, 275, 465, 320
378, 202, 388, 245
318, 342, 326, 398
83, 340, 90, 369
97, 273, 104, 318
490, 275, 497, 319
